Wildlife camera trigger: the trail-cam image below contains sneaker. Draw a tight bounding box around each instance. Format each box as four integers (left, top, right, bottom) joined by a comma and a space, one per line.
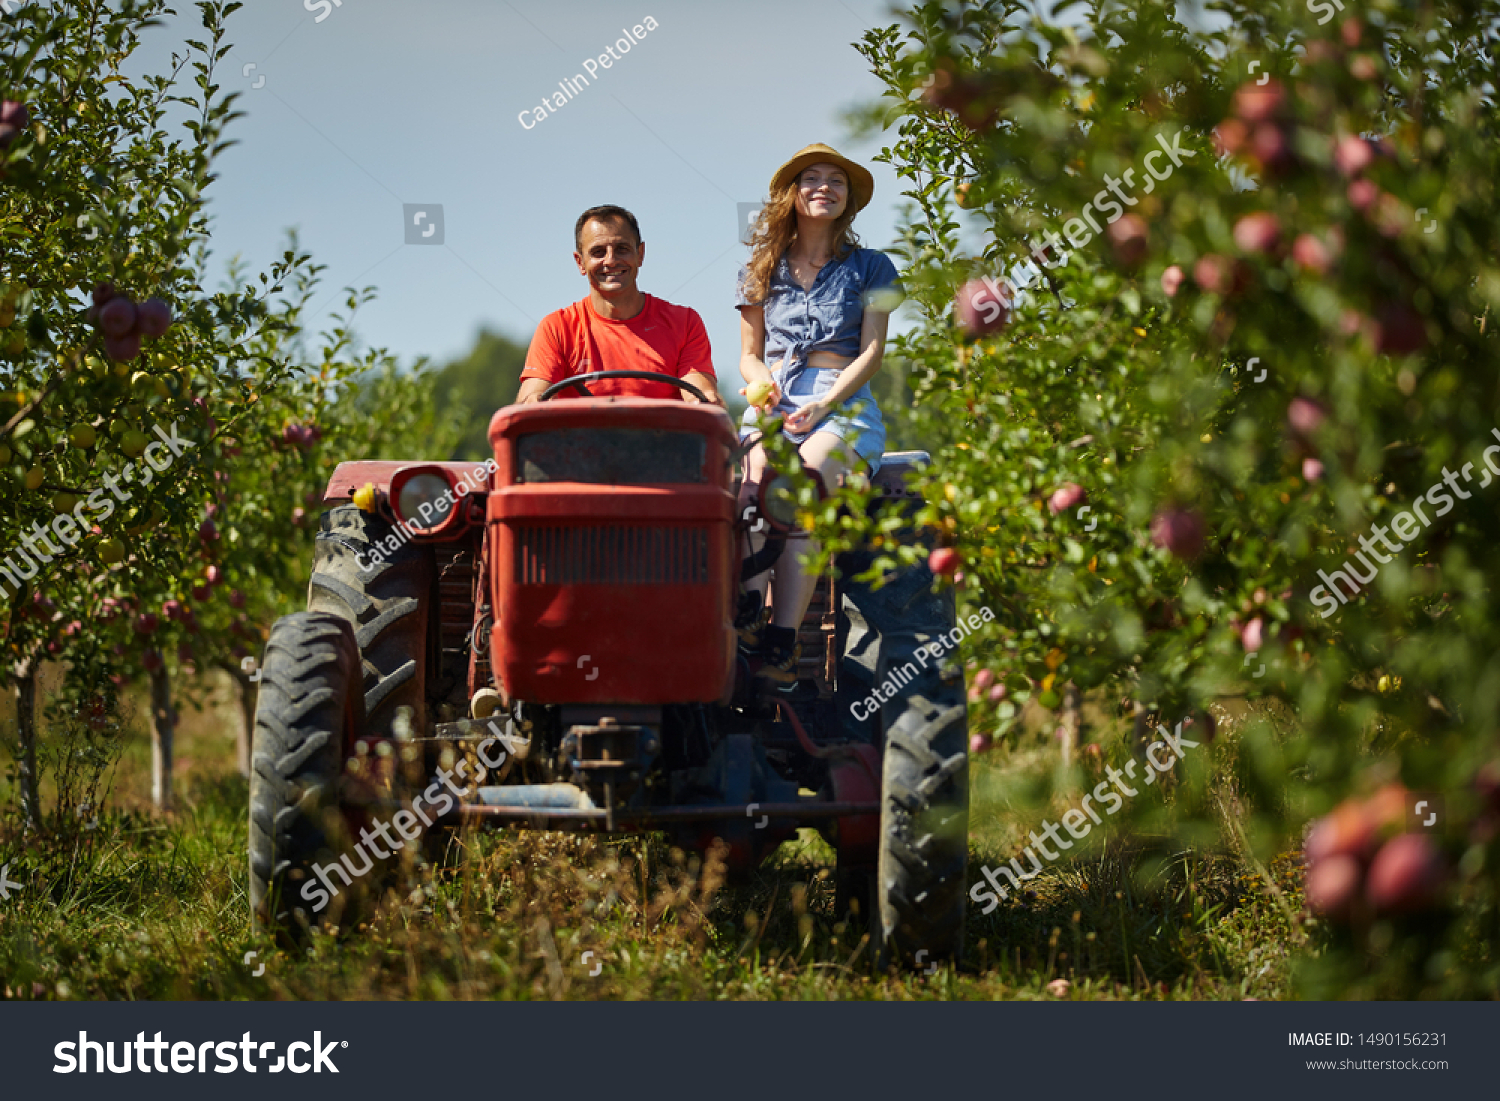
756, 637, 801, 687
735, 591, 771, 654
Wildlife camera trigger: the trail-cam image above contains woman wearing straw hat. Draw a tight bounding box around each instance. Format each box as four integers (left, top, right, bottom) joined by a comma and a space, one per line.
735, 142, 902, 687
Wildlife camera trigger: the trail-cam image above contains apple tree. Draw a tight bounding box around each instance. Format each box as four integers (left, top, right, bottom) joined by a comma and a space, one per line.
829, 0, 1500, 995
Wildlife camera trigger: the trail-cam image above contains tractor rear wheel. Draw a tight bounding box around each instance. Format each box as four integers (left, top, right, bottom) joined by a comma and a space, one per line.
307, 505, 433, 738
248, 612, 365, 938
872, 690, 969, 969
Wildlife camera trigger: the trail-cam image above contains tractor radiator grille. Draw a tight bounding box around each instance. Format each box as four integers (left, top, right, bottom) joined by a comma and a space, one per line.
513, 525, 710, 586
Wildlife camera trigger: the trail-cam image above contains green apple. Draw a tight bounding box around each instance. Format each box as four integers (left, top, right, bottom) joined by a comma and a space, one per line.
120, 429, 150, 458
745, 379, 775, 408
52, 491, 78, 514
98, 538, 125, 565
69, 423, 96, 449
23, 466, 43, 490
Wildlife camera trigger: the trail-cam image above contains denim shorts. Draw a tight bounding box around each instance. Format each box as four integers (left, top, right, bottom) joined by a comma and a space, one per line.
739, 366, 886, 469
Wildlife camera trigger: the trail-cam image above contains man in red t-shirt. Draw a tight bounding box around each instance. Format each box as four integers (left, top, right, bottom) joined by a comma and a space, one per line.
516, 205, 722, 405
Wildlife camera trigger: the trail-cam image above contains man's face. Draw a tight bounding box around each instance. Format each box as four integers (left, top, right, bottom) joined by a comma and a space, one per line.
574, 217, 644, 297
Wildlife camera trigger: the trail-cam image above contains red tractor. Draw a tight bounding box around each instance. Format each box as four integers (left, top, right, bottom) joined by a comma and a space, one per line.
248, 372, 970, 967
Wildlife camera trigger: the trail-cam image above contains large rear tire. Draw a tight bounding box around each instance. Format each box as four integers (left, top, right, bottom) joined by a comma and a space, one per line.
872, 690, 969, 969
248, 612, 365, 938
307, 505, 433, 738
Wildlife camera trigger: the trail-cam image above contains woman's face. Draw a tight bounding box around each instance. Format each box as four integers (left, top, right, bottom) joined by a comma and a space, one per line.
794, 162, 849, 221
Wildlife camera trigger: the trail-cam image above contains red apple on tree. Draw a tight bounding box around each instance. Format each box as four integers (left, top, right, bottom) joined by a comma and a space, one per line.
1333, 135, 1375, 176
1347, 179, 1378, 211
98, 297, 137, 338
1232, 211, 1281, 254
1366, 834, 1444, 914
1305, 854, 1361, 919
1374, 302, 1427, 356
954, 279, 1010, 338
1160, 264, 1185, 297
929, 547, 962, 576
1286, 396, 1328, 441
0, 100, 29, 148
136, 297, 172, 338
1150, 507, 1206, 559
1211, 119, 1246, 157
1248, 123, 1294, 175
1232, 78, 1285, 123
1048, 482, 1086, 514
1105, 214, 1148, 267
104, 331, 142, 362
1291, 233, 1332, 275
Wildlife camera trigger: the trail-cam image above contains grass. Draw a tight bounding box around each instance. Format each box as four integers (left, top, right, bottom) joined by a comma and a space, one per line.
0, 669, 1309, 1000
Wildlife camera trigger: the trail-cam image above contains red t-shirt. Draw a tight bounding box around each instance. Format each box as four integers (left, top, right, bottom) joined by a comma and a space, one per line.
521, 295, 716, 400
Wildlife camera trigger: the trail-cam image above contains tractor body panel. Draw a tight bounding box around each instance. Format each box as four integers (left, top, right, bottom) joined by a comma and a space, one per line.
486, 398, 740, 706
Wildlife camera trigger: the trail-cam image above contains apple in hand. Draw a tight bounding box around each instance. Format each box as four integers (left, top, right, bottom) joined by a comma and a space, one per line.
745, 379, 775, 409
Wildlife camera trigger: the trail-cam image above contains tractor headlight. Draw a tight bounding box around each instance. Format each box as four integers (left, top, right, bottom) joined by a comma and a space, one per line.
396, 473, 455, 531
759, 473, 799, 530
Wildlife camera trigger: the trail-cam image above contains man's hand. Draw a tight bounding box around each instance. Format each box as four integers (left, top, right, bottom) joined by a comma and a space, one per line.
682, 370, 723, 406
515, 377, 550, 405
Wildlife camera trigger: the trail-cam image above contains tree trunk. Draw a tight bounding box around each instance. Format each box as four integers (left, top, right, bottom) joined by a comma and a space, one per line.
149, 665, 175, 812
1058, 681, 1081, 768
230, 664, 256, 778
14, 659, 40, 832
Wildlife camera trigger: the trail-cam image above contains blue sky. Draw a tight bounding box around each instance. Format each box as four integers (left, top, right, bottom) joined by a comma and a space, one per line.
131, 0, 910, 398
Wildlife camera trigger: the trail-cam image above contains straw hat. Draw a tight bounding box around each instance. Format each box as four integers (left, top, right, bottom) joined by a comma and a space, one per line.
769, 143, 875, 213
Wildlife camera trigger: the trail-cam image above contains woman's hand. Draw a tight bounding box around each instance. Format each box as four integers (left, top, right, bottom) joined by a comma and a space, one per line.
783, 398, 830, 435
740, 377, 782, 411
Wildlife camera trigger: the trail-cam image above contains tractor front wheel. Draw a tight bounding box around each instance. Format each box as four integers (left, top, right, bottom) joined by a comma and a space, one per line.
248, 612, 365, 939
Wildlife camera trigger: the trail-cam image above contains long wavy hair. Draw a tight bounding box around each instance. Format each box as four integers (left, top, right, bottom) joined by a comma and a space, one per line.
741, 169, 862, 305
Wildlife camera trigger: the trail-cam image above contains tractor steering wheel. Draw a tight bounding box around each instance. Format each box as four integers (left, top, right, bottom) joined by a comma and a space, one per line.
538, 370, 710, 404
